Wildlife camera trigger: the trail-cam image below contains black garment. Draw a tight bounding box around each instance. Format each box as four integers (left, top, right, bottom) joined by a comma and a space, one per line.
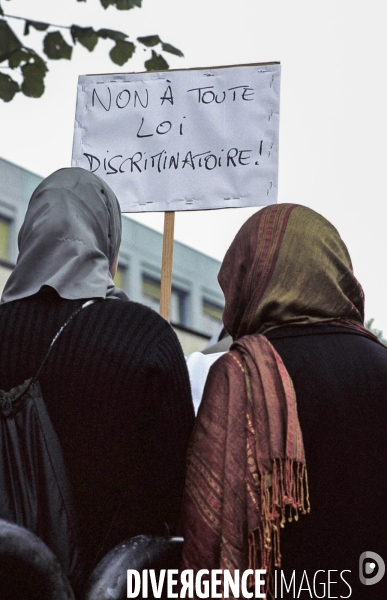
0, 289, 194, 584
266, 325, 387, 598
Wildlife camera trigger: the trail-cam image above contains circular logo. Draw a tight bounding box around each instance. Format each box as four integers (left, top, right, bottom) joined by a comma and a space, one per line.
359, 551, 385, 586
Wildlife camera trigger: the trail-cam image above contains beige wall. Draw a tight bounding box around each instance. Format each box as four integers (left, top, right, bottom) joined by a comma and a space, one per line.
173, 326, 209, 356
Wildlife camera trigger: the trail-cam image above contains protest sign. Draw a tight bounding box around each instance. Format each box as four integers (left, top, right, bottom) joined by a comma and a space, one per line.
71, 63, 280, 213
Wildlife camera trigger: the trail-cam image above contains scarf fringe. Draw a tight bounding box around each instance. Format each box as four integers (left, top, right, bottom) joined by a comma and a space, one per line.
248, 457, 310, 599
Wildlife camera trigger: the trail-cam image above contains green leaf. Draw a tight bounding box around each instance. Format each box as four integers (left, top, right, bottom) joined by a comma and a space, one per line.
8, 47, 32, 68
24, 20, 49, 36
31, 52, 48, 75
8, 47, 48, 74
162, 42, 184, 58
97, 28, 127, 41
0, 20, 22, 62
109, 39, 135, 66
0, 71, 19, 101
43, 31, 72, 60
137, 35, 161, 47
144, 50, 169, 72
100, 0, 142, 10
21, 63, 45, 97
71, 26, 98, 52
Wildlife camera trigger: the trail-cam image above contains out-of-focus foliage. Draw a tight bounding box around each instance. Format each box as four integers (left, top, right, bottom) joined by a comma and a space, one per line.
365, 318, 387, 346
0, 0, 183, 102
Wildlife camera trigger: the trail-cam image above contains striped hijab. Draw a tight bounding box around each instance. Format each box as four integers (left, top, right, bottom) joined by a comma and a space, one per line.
219, 203, 365, 339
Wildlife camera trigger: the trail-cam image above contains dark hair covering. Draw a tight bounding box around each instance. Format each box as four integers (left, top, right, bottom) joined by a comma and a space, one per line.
1, 167, 128, 304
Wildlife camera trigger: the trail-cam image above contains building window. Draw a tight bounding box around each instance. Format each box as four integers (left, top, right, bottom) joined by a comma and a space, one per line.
202, 298, 224, 336
113, 264, 126, 291
142, 275, 160, 304
0, 217, 10, 261
171, 286, 188, 326
203, 299, 223, 322
142, 274, 188, 326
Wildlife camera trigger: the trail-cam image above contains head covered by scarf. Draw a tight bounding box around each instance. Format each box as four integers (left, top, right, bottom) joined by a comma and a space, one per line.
1, 167, 128, 304
181, 204, 369, 598
219, 203, 366, 339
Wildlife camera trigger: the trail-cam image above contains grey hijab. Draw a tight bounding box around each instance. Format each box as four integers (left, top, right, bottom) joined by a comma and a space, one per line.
1, 167, 128, 303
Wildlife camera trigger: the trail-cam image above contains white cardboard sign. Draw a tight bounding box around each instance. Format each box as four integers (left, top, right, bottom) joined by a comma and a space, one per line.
71, 63, 280, 212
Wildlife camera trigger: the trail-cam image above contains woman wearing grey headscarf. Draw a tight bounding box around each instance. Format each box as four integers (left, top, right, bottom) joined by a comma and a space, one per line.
0, 168, 194, 590
2, 167, 127, 303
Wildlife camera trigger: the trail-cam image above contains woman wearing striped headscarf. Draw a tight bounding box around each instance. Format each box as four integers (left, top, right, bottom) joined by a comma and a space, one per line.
181, 204, 387, 598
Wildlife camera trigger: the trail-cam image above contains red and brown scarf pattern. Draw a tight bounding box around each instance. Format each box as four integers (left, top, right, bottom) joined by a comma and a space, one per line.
181, 335, 309, 598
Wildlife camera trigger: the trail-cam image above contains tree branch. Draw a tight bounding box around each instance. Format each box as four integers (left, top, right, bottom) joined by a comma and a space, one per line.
0, 2, 183, 102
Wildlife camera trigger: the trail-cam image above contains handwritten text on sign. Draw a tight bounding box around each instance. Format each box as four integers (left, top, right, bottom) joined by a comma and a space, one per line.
71, 63, 280, 212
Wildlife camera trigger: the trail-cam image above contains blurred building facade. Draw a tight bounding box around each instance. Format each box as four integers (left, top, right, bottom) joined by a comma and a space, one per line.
0, 157, 224, 354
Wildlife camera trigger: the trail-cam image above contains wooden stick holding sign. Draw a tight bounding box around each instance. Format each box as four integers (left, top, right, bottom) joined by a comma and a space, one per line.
160, 211, 175, 321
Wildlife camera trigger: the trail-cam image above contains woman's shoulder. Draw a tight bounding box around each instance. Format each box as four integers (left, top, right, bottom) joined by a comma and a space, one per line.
0, 294, 176, 357
91, 297, 164, 319
205, 348, 247, 381
89, 298, 175, 337
74, 298, 176, 351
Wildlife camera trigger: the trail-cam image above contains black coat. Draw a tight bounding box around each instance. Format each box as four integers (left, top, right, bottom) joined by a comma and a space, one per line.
0, 289, 194, 580
266, 324, 387, 597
